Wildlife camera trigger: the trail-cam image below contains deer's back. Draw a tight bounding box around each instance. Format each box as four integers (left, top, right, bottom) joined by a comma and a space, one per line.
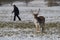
37, 16, 45, 23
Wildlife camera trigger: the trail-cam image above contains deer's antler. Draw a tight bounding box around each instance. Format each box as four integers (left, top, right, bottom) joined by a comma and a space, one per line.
31, 9, 34, 13
37, 9, 40, 14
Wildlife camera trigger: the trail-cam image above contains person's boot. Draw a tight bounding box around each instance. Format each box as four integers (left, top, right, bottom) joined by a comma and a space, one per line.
19, 18, 21, 21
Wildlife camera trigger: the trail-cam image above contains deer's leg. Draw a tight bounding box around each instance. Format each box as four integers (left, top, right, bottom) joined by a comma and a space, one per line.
35, 24, 40, 32
41, 23, 45, 33
40, 23, 42, 32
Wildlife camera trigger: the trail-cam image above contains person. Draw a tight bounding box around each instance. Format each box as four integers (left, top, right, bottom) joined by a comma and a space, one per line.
12, 5, 21, 21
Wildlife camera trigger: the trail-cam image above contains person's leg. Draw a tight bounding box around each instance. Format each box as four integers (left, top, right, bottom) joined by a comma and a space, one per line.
14, 15, 16, 21
17, 15, 21, 21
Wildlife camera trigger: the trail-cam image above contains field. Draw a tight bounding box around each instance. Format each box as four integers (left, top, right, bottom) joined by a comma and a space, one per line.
0, 0, 60, 40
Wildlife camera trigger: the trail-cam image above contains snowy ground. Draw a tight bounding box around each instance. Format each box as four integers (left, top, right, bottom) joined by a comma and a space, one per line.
0, 27, 60, 40
0, 6, 60, 23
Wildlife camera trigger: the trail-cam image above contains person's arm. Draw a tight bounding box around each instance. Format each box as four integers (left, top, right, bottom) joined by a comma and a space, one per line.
12, 10, 14, 13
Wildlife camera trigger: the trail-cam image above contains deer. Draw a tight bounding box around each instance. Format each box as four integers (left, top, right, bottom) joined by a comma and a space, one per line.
31, 9, 45, 33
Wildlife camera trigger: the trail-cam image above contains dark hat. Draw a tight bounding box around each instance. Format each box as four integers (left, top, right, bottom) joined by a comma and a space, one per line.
13, 4, 16, 6
13, 4, 17, 7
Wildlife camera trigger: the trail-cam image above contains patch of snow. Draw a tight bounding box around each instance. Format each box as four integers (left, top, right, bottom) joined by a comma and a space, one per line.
0, 28, 60, 40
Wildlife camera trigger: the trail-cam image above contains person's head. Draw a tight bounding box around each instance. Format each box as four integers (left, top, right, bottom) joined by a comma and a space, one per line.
13, 4, 16, 7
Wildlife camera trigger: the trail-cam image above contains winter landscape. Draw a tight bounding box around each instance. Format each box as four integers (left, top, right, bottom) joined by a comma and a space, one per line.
0, 0, 60, 40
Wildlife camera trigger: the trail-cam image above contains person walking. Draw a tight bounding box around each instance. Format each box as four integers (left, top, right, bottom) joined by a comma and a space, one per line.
12, 5, 21, 21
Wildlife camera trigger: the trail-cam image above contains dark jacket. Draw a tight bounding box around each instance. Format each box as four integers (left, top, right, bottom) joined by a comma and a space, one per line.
12, 5, 19, 15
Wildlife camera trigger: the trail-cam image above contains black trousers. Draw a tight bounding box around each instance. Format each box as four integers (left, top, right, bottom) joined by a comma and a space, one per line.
14, 14, 21, 21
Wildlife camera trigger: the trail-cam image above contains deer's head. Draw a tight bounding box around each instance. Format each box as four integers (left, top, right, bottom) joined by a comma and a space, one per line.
31, 9, 40, 18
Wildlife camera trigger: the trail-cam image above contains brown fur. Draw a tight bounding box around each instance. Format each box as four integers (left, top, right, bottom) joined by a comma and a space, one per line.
33, 13, 45, 33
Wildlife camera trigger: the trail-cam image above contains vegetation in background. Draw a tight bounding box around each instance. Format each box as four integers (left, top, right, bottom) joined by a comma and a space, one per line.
0, 0, 34, 6
23, 0, 34, 6
45, 0, 60, 7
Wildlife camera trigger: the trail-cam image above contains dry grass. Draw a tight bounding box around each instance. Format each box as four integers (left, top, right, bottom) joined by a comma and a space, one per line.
0, 22, 60, 29
45, 22, 60, 28
0, 22, 35, 28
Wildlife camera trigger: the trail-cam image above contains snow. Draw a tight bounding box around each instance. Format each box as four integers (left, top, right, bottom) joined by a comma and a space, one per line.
0, 6, 60, 23
0, 28, 60, 40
